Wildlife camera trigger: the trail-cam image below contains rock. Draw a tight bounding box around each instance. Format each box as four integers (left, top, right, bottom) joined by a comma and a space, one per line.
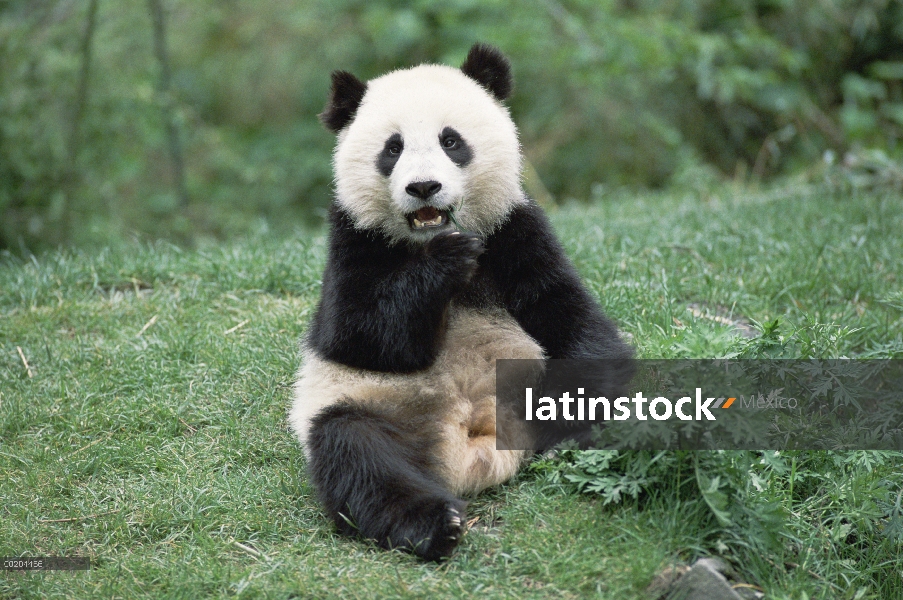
646, 564, 690, 598
665, 559, 744, 600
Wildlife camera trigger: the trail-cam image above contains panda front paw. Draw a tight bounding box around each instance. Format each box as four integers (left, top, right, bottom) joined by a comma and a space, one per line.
424, 231, 484, 283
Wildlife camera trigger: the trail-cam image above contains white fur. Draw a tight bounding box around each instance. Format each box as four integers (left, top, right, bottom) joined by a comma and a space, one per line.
333, 65, 525, 244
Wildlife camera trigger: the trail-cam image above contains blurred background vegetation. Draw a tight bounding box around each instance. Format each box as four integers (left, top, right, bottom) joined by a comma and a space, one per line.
1, 0, 902, 252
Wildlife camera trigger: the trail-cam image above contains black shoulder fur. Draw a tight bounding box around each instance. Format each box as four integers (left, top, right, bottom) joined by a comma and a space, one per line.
307, 201, 633, 372
484, 202, 633, 360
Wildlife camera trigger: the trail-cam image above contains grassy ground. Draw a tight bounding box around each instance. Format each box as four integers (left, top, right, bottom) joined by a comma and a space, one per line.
2, 182, 902, 599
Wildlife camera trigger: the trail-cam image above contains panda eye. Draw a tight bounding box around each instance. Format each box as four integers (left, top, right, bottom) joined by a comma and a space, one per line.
438, 127, 472, 166
377, 133, 404, 176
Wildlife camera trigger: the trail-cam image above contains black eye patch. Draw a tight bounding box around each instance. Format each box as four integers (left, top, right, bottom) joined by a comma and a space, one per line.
439, 127, 473, 167
376, 133, 404, 177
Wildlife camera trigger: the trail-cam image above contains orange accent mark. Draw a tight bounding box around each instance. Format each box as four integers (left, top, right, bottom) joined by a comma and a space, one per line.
722, 397, 735, 409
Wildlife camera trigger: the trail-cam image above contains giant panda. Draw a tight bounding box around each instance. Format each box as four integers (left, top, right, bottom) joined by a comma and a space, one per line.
289, 43, 633, 561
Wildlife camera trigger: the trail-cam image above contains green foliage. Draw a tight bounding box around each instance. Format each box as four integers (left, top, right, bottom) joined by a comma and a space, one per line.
533, 448, 903, 598
540, 185, 903, 595
2, 0, 903, 250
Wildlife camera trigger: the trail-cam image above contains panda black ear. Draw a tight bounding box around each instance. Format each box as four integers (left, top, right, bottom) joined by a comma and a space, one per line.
319, 71, 368, 133
460, 43, 513, 101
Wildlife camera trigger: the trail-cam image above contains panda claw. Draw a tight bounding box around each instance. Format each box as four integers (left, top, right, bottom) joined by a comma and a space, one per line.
411, 501, 467, 561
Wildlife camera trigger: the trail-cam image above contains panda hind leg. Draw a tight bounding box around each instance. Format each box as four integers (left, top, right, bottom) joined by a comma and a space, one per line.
307, 401, 467, 561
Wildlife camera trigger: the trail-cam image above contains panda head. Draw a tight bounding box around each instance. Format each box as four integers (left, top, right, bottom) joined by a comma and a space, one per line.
321, 44, 524, 245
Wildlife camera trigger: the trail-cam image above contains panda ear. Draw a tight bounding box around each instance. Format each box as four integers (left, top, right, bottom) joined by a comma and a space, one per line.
319, 71, 368, 133
460, 43, 513, 101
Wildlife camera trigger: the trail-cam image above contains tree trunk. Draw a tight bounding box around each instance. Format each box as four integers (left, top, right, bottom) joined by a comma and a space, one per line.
62, 0, 100, 242
147, 0, 189, 207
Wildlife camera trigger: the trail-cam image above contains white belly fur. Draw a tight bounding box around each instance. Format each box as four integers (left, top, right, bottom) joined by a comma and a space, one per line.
288, 304, 544, 495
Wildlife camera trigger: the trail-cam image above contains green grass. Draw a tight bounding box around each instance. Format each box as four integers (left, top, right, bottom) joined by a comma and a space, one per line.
2, 182, 902, 599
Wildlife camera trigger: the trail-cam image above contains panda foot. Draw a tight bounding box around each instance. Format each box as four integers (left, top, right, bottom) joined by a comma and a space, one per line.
404, 498, 468, 561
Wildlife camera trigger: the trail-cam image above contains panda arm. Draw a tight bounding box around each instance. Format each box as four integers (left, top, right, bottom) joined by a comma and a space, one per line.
307, 208, 481, 372
487, 202, 632, 360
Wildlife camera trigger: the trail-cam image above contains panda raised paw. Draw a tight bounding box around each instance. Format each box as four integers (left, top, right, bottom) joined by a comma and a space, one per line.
424, 230, 484, 281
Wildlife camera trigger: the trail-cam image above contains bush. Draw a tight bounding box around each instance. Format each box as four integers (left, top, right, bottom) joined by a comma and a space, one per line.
2, 0, 902, 250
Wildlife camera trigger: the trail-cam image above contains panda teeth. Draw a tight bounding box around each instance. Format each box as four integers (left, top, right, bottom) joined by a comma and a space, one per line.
411, 213, 446, 229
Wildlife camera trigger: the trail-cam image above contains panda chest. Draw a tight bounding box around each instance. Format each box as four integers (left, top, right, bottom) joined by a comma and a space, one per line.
434, 305, 544, 377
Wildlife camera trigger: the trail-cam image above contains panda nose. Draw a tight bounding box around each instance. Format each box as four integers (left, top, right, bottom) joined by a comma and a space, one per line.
405, 180, 442, 200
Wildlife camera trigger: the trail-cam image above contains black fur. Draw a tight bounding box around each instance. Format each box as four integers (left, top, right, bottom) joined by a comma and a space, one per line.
307, 401, 466, 561
377, 133, 404, 177
482, 202, 632, 361
460, 43, 513, 101
307, 208, 483, 373
320, 71, 368, 133
309, 201, 631, 373
480, 203, 635, 450
439, 127, 474, 167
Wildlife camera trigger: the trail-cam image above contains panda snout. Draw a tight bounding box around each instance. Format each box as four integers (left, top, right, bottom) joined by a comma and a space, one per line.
399, 179, 453, 230
405, 180, 442, 200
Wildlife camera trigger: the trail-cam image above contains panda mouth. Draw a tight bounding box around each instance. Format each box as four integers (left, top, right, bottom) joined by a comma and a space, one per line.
407, 207, 449, 230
